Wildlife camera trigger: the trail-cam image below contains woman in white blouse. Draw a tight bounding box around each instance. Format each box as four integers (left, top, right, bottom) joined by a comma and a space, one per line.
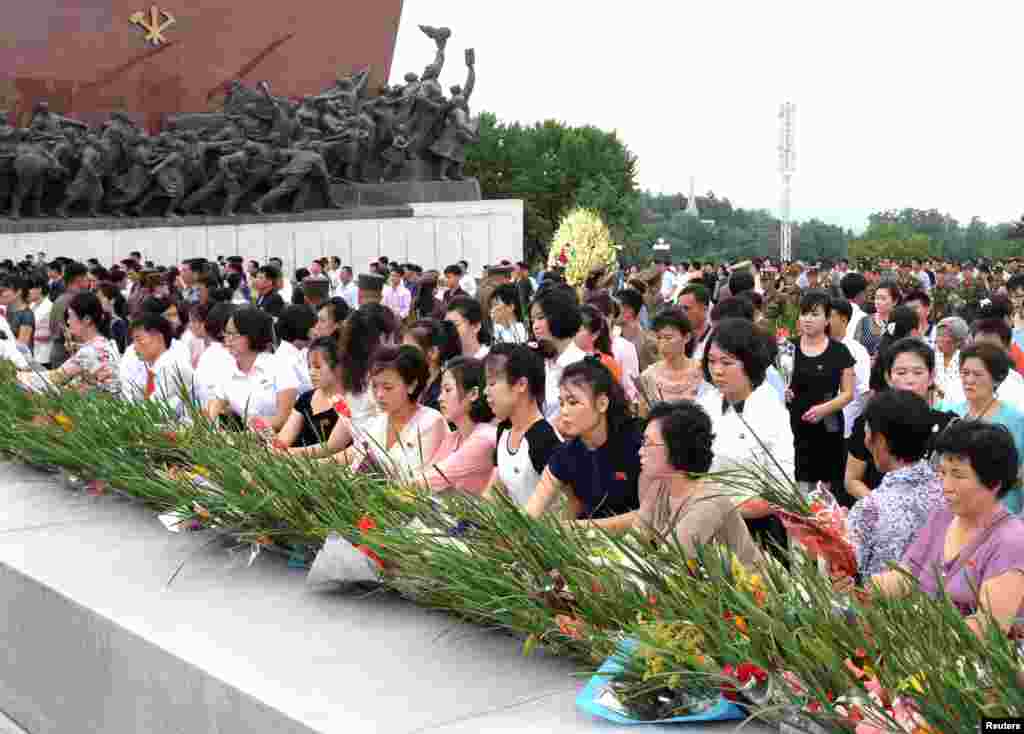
342, 344, 448, 478
273, 304, 316, 397
206, 306, 298, 430
27, 274, 53, 367
194, 303, 238, 412
697, 318, 794, 556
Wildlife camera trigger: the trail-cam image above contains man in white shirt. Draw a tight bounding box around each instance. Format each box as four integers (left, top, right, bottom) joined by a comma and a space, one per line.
125, 312, 195, 420
656, 259, 676, 303
831, 299, 871, 438
327, 256, 343, 296
904, 289, 936, 348
338, 266, 358, 310
458, 259, 477, 298
839, 272, 869, 341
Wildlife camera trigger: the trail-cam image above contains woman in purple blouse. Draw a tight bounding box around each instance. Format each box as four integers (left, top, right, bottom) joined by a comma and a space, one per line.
868, 420, 1024, 638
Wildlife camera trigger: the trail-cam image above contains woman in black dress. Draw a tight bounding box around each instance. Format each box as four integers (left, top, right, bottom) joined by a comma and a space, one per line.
274, 337, 343, 450
788, 290, 855, 497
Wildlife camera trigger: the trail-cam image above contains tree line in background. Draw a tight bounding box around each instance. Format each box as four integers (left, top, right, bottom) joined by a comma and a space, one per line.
465, 113, 1024, 266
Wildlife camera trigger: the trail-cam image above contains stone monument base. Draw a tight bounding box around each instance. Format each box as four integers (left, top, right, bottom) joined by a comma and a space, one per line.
0, 198, 523, 276
337, 178, 482, 208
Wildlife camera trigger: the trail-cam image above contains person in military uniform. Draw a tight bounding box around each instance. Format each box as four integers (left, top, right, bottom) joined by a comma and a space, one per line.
357, 272, 386, 306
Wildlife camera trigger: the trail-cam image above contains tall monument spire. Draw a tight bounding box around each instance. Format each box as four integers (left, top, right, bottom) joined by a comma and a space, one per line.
685, 176, 700, 218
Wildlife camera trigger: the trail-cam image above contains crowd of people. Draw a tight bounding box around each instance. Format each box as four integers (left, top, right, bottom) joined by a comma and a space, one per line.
2, 249, 1024, 645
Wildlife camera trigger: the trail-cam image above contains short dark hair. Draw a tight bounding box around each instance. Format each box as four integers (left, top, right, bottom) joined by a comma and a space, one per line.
230, 306, 275, 352
531, 286, 582, 340
370, 344, 430, 401
257, 265, 281, 282
443, 357, 494, 424
276, 304, 316, 344
840, 272, 868, 300
799, 289, 832, 317
830, 297, 853, 322
446, 295, 484, 326
933, 419, 1019, 498
863, 390, 935, 463
444, 264, 464, 277
978, 295, 1013, 322
702, 318, 775, 388
651, 307, 692, 336
903, 289, 931, 308
205, 303, 236, 343
67, 291, 110, 337
972, 317, 1012, 347
959, 342, 1013, 387
880, 337, 935, 376
617, 288, 644, 317
727, 270, 755, 296
484, 343, 546, 407
319, 297, 350, 326
874, 282, 902, 305
647, 401, 715, 474
680, 283, 710, 306
359, 303, 398, 343
491, 283, 521, 309
710, 296, 754, 323
129, 312, 174, 349
63, 261, 89, 286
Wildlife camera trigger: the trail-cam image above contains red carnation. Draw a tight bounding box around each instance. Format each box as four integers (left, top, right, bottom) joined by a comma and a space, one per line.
736, 662, 768, 685
335, 399, 352, 418
357, 515, 377, 533
776, 327, 790, 339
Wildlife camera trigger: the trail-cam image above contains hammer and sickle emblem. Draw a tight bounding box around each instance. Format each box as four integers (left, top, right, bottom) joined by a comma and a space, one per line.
130, 6, 176, 46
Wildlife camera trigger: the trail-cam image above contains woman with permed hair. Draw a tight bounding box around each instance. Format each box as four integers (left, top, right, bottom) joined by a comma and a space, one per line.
636, 400, 764, 569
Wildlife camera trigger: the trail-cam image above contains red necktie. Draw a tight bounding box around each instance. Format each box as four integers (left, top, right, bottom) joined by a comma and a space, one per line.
145, 370, 156, 398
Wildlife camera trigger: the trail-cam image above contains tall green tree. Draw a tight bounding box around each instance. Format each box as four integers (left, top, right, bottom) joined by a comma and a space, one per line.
464, 114, 642, 266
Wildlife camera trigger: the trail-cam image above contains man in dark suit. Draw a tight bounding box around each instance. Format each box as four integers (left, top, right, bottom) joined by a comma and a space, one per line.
254, 264, 285, 317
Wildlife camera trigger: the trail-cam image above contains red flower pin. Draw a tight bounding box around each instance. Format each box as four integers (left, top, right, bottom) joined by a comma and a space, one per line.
356, 544, 384, 569
615, 471, 627, 481
334, 399, 352, 418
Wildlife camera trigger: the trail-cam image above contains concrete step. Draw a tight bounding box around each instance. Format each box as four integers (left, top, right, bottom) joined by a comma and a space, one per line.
0, 462, 771, 734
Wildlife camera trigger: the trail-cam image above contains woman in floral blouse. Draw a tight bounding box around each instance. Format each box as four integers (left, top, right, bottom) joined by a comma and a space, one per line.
846, 389, 944, 579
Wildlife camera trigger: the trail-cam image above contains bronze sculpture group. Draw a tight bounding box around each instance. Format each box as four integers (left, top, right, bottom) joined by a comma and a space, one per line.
0, 25, 479, 220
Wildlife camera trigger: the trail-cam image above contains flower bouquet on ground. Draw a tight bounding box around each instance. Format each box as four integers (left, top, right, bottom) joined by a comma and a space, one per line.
577, 636, 745, 725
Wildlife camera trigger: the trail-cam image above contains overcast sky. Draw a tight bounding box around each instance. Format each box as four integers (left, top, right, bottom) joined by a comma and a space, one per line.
389, 1, 1024, 233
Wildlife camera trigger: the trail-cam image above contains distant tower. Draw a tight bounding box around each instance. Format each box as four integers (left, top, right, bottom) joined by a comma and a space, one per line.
778, 102, 796, 261
685, 176, 700, 218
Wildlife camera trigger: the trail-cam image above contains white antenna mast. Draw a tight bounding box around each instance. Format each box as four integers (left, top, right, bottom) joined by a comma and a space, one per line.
777, 102, 796, 261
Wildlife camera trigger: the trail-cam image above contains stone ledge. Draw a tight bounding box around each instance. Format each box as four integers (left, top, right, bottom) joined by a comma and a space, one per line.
0, 462, 767, 734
